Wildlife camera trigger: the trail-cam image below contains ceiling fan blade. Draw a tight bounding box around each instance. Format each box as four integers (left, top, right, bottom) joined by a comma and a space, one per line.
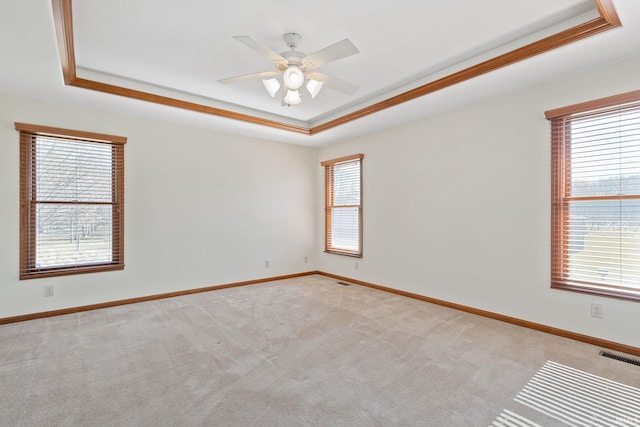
232, 36, 287, 66
302, 39, 359, 69
307, 72, 359, 96
218, 70, 278, 85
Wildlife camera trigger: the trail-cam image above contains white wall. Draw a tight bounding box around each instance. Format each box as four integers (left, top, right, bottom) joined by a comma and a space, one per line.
0, 93, 317, 318
2, 56, 639, 349
318, 57, 640, 348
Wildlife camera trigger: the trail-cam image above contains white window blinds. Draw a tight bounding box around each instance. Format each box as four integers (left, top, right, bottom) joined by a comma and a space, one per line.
17, 123, 126, 279
547, 92, 640, 301
322, 154, 363, 257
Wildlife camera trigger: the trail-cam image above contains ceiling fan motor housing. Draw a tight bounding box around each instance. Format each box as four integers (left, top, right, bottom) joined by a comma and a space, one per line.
279, 53, 306, 70
283, 32, 302, 49
279, 33, 307, 71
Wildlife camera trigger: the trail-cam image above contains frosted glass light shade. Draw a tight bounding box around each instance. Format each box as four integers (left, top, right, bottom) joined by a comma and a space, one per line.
283, 89, 302, 105
283, 66, 304, 90
262, 78, 280, 97
306, 79, 324, 98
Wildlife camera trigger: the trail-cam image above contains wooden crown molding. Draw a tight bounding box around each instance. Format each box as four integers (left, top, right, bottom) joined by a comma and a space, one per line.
51, 0, 621, 136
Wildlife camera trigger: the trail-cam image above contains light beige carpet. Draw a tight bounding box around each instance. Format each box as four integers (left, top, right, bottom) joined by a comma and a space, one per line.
1, 274, 639, 426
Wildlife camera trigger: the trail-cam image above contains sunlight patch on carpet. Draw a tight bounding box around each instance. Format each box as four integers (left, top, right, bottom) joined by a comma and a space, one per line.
491, 408, 543, 426
513, 360, 640, 426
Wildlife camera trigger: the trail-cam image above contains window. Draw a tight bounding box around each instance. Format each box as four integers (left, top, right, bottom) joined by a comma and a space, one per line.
321, 154, 363, 257
16, 123, 126, 279
546, 90, 640, 301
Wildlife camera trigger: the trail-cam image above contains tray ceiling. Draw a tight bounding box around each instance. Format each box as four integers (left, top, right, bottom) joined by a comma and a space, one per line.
1, 1, 640, 145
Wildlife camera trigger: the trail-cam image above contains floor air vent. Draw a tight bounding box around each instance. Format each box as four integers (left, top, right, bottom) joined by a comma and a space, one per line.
337, 281, 351, 286
599, 350, 640, 366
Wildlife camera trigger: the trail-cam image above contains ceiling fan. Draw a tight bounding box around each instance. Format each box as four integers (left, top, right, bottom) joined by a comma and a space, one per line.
218, 33, 359, 106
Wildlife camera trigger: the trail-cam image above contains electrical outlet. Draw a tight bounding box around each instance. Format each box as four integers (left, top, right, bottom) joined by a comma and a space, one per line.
44, 285, 54, 297
304, 256, 308, 263
264, 260, 270, 268
591, 303, 603, 319
355, 262, 359, 270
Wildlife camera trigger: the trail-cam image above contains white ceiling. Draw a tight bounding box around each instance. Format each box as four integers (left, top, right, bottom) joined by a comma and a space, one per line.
1, 1, 640, 146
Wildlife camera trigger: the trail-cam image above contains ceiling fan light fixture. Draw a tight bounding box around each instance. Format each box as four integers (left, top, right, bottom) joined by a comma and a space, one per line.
283, 89, 302, 106
262, 78, 280, 97
220, 34, 360, 107
306, 79, 324, 98
283, 66, 304, 90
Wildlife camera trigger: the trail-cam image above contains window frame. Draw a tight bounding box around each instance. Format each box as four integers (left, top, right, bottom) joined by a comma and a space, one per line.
546, 89, 640, 302
321, 154, 364, 257
16, 122, 127, 280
